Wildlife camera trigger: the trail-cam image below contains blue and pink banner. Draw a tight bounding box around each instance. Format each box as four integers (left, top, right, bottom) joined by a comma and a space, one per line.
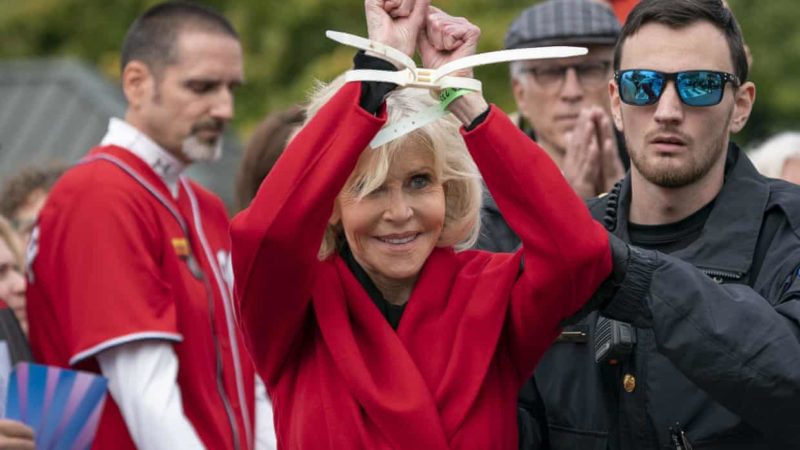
5, 363, 107, 450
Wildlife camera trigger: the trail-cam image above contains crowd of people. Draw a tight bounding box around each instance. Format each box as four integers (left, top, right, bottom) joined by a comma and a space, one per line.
0, 0, 798, 449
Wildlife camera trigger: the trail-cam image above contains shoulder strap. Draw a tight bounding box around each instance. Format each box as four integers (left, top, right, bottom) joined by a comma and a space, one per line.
79, 154, 189, 234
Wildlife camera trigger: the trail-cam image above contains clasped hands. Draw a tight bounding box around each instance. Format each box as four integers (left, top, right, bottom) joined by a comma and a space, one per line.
362, 0, 488, 124
365, 0, 624, 195
563, 106, 626, 198
365, 0, 479, 78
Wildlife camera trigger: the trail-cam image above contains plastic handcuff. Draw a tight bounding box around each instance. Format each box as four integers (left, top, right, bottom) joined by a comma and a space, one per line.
325, 30, 588, 147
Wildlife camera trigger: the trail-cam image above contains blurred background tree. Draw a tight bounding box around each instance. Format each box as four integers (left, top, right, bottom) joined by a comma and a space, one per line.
0, 0, 797, 147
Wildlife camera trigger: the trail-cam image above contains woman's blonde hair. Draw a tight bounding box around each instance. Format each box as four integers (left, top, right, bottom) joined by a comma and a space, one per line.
298, 75, 483, 260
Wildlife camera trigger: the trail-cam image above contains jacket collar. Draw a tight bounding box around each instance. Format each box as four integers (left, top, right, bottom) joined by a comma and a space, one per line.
613, 142, 769, 274
100, 118, 186, 198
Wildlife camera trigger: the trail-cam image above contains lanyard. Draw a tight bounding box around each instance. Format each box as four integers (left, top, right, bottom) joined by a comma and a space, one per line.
80, 152, 254, 448
79, 154, 204, 278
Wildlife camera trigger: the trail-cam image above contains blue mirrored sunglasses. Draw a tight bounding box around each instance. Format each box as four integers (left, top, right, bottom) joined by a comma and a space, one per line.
615, 69, 740, 107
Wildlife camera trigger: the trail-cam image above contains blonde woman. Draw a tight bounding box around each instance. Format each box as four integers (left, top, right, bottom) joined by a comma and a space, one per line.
231, 1, 612, 448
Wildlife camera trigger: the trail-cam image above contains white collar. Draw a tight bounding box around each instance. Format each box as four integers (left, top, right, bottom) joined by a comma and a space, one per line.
100, 118, 185, 198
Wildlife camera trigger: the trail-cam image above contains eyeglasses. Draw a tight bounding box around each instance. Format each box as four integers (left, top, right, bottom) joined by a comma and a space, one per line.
615, 69, 740, 107
522, 61, 611, 90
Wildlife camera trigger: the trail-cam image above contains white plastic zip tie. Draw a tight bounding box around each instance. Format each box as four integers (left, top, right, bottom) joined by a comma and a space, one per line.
324, 30, 588, 147
370, 103, 447, 148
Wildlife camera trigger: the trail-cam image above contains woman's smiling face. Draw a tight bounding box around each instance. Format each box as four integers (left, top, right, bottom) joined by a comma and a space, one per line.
334, 145, 446, 288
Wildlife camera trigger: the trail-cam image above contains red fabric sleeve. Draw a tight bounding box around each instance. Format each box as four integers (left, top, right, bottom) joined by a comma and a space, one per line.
230, 82, 386, 386
461, 106, 612, 380
42, 175, 179, 366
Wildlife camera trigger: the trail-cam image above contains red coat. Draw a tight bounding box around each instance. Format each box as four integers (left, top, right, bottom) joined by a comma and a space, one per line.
231, 82, 611, 449
28, 146, 256, 450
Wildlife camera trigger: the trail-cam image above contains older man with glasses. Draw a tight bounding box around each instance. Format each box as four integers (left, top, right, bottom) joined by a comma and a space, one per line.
478, 0, 627, 253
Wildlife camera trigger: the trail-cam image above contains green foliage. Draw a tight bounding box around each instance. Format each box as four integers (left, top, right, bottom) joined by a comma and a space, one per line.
227, 0, 536, 134
1, 0, 797, 146
727, 0, 800, 145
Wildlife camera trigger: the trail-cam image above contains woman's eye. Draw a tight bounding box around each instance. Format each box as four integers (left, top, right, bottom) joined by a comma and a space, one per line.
409, 174, 431, 189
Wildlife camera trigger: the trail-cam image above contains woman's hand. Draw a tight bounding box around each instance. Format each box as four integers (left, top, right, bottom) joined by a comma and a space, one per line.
417, 6, 480, 76
417, 7, 487, 125
0, 420, 34, 450
365, 0, 429, 59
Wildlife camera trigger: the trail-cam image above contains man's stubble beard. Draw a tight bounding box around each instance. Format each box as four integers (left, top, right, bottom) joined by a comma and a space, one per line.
182, 133, 223, 163
625, 110, 732, 188
181, 118, 226, 162
150, 83, 225, 163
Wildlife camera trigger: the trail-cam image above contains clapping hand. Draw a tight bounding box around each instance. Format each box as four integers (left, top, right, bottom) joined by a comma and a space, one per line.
563, 106, 624, 198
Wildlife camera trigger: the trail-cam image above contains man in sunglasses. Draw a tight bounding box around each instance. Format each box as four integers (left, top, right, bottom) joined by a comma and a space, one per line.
478, 0, 627, 252
519, 0, 800, 449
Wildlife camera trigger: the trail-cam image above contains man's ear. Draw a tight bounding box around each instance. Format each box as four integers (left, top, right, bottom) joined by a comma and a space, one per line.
730, 81, 755, 134
609, 79, 624, 132
511, 76, 527, 117
121, 61, 153, 110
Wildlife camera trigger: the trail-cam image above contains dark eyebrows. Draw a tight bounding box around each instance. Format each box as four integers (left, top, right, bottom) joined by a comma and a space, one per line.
183, 77, 243, 92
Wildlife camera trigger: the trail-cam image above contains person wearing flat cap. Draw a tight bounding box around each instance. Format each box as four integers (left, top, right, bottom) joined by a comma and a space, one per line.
477, 0, 628, 253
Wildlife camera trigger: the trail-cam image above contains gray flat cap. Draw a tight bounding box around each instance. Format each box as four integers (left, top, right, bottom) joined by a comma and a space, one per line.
505, 0, 621, 49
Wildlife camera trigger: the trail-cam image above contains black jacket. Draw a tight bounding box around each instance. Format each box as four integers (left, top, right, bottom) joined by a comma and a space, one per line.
519, 144, 800, 450
477, 187, 521, 253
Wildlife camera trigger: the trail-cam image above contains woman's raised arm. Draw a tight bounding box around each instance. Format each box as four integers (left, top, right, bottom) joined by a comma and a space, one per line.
460, 107, 611, 380
230, 82, 385, 386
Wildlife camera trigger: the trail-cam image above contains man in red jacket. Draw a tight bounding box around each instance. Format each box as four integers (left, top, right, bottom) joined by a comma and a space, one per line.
26, 2, 275, 449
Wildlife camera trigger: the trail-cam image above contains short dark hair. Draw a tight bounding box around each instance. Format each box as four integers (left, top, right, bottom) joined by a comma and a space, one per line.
0, 163, 66, 221
613, 0, 748, 82
120, 1, 238, 75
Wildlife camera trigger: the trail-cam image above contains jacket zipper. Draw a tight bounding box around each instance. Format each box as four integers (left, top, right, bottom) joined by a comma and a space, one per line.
699, 267, 743, 284
669, 423, 693, 450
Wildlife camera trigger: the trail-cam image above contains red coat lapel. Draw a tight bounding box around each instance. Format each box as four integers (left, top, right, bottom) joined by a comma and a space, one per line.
312, 247, 522, 446
399, 248, 521, 437
313, 258, 450, 450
